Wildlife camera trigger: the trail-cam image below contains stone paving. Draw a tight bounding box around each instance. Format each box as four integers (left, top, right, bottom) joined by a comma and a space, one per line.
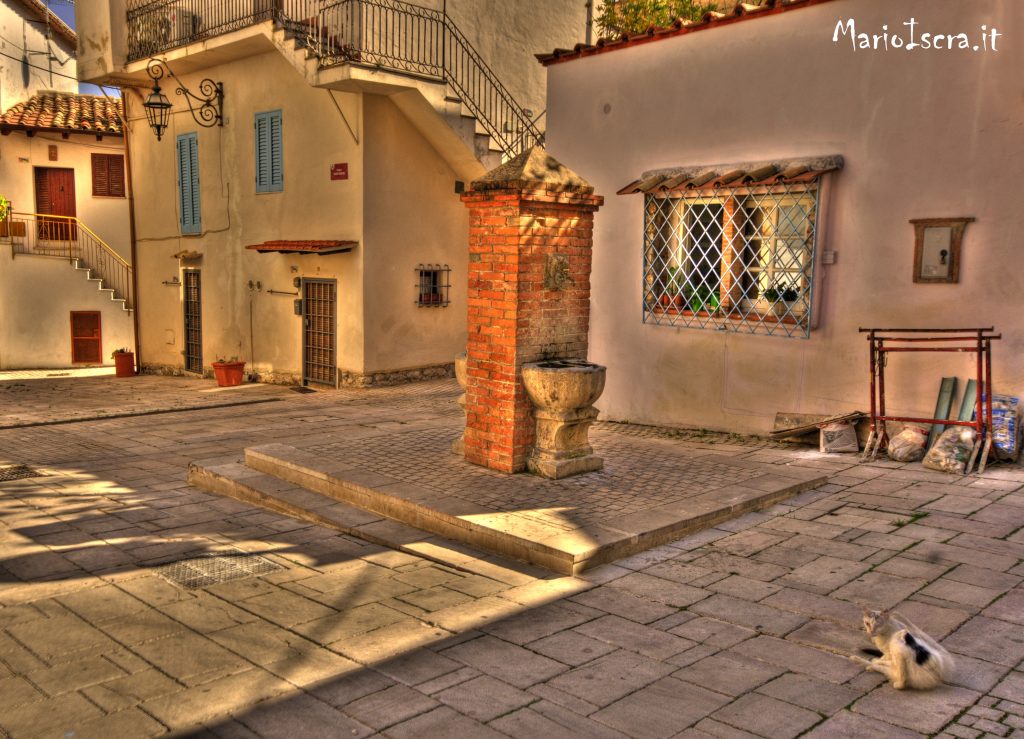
0, 374, 290, 428
1, 375, 1023, 737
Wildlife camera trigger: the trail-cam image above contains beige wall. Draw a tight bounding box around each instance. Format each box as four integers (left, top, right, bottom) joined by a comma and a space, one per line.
129, 50, 366, 378
0, 130, 131, 259
546, 0, 1024, 433
362, 95, 467, 373
0, 247, 133, 369
0, 0, 77, 112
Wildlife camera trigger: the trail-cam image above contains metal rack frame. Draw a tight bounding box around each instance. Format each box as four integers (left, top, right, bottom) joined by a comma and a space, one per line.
859, 327, 1000, 474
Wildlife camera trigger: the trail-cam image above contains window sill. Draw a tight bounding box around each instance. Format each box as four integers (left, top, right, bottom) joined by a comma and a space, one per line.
649, 305, 808, 326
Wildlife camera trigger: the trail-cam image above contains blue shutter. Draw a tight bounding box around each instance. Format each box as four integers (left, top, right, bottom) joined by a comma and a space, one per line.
176, 132, 201, 234
255, 110, 283, 193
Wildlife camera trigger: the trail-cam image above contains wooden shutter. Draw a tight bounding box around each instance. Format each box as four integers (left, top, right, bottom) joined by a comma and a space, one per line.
34, 168, 51, 214
176, 133, 201, 234
255, 110, 283, 192
91, 154, 125, 197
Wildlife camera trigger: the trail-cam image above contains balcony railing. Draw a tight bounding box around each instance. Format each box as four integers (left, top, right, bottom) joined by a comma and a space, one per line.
126, 0, 542, 159
2, 212, 134, 311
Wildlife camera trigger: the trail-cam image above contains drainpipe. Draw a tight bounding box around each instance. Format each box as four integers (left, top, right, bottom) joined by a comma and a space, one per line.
585, 1, 593, 46
122, 91, 143, 374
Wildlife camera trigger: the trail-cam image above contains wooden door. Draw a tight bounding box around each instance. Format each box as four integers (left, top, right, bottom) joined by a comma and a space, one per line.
35, 167, 77, 240
71, 312, 102, 364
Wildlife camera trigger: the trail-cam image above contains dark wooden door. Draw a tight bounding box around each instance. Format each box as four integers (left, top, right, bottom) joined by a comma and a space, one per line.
71, 312, 102, 364
35, 167, 77, 240
303, 279, 336, 386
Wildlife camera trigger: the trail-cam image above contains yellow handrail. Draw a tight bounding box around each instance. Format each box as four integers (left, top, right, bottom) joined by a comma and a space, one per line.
10, 211, 132, 269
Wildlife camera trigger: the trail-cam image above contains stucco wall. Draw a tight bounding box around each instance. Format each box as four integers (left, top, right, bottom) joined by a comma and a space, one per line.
0, 0, 77, 112
0, 247, 134, 369
362, 94, 467, 374
129, 50, 366, 379
545, 0, 1024, 433
0, 131, 131, 259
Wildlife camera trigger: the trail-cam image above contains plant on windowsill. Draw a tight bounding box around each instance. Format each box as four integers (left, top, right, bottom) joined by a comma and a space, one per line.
111, 347, 135, 378
687, 285, 720, 315
657, 267, 685, 310
212, 356, 246, 387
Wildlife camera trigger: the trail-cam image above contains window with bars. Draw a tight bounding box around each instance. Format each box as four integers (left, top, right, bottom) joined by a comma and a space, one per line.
91, 154, 125, 197
254, 110, 283, 193
416, 264, 450, 307
643, 182, 819, 338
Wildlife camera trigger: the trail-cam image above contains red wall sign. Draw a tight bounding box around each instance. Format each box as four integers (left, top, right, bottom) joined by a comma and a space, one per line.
330, 163, 349, 180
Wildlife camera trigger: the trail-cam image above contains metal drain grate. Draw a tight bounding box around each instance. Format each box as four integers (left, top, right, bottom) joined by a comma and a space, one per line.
0, 464, 44, 481
290, 386, 317, 394
151, 552, 282, 589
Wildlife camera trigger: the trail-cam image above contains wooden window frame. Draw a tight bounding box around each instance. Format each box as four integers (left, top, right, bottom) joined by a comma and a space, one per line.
910, 217, 974, 284
91, 153, 126, 198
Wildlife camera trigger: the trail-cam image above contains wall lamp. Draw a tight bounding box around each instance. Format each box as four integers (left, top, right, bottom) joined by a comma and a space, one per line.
142, 59, 223, 141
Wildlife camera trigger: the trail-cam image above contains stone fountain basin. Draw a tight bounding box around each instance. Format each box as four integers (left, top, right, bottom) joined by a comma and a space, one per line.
521, 359, 606, 412
454, 351, 468, 386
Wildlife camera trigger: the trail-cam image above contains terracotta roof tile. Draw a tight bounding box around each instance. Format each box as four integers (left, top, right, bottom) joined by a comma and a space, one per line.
618, 155, 843, 195
538, 0, 837, 66
245, 240, 358, 254
0, 92, 123, 136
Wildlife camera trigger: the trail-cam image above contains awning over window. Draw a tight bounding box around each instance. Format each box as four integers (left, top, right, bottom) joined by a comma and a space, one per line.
618, 155, 843, 195
245, 240, 357, 255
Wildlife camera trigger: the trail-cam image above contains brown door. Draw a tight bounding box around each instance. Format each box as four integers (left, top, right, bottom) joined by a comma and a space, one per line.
35, 167, 77, 240
71, 312, 102, 364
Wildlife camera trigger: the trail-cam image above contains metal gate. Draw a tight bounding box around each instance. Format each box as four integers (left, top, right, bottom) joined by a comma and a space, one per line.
302, 279, 336, 386
183, 270, 202, 374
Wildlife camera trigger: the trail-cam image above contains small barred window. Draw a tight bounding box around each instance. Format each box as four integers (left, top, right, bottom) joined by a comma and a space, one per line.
416, 264, 450, 307
643, 181, 819, 338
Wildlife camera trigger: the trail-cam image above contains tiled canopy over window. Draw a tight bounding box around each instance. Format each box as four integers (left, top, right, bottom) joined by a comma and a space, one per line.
619, 156, 842, 338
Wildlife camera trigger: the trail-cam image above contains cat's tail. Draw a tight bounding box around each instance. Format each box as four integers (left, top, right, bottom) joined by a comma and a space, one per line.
860, 647, 884, 658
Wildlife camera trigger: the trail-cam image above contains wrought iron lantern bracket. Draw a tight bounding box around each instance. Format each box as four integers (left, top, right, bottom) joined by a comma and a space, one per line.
143, 59, 223, 140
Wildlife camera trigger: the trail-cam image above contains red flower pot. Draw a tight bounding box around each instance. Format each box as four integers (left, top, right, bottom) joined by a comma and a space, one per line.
113, 352, 135, 377
212, 361, 246, 387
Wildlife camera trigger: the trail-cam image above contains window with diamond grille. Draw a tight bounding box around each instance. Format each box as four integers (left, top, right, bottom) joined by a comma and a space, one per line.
643, 182, 819, 338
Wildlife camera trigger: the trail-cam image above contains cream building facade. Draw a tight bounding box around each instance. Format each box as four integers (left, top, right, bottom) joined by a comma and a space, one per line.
0, 2, 133, 369
76, 0, 590, 385
542, 0, 1023, 433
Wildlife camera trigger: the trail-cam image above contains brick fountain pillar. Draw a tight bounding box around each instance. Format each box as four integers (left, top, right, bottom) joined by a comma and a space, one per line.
459, 147, 604, 473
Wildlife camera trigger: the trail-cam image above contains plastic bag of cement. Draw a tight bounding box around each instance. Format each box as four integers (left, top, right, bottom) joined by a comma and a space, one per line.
923, 427, 977, 474
820, 421, 859, 453
887, 424, 930, 462
990, 395, 1021, 462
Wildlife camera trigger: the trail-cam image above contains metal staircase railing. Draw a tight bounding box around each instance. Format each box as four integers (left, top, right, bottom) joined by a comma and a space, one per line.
1, 212, 134, 311
309, 0, 543, 159
125, 0, 543, 160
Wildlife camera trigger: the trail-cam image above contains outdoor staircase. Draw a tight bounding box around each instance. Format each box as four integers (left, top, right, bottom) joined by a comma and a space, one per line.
128, 0, 542, 175
2, 212, 134, 312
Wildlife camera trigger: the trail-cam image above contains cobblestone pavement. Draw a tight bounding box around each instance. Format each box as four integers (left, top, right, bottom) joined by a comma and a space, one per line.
1, 375, 1023, 738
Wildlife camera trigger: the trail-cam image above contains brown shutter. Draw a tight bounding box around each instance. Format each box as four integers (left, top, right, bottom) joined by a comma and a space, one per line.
109, 155, 125, 197
34, 167, 51, 213
91, 153, 108, 196
91, 154, 125, 197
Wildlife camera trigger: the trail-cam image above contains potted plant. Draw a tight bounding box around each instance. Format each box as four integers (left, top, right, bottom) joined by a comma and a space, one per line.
111, 347, 135, 377
781, 285, 802, 318
212, 356, 246, 387
689, 285, 720, 314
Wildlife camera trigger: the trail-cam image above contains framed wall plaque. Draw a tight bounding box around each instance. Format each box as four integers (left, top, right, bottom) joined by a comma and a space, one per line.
910, 217, 974, 283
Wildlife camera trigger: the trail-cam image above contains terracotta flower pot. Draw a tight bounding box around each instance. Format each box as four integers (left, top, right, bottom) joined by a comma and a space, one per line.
212, 361, 246, 387
113, 352, 135, 378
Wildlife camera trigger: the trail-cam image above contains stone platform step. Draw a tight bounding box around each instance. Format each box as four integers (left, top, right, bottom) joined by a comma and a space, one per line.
187, 459, 543, 585
189, 442, 828, 575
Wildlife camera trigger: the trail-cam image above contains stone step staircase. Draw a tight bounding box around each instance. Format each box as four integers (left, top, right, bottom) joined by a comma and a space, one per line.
188, 438, 827, 576
188, 447, 544, 583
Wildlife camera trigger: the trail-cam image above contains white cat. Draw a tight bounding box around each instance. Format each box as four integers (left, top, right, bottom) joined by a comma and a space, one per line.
849, 609, 955, 690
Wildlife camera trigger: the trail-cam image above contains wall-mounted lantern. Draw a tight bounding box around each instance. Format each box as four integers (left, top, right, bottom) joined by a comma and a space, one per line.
142, 59, 223, 141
